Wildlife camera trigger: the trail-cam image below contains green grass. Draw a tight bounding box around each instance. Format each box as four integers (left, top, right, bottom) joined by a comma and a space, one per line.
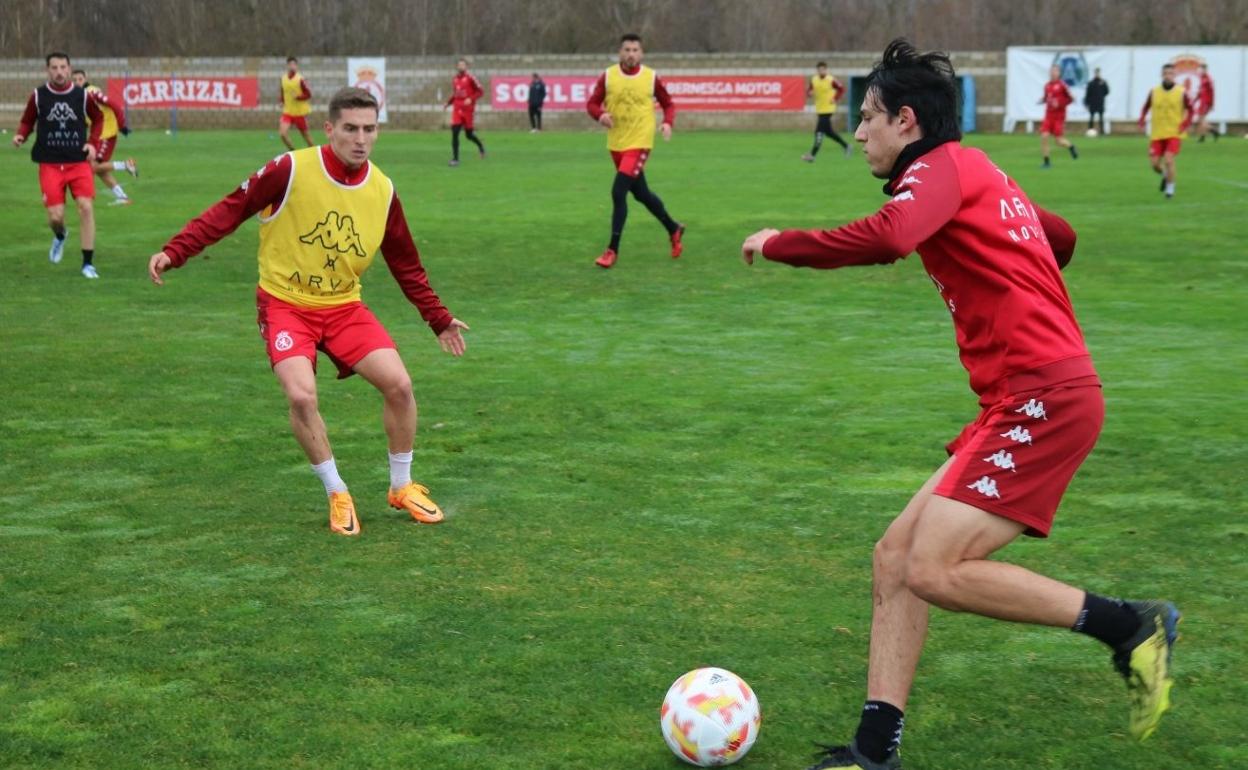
1, 128, 1245, 769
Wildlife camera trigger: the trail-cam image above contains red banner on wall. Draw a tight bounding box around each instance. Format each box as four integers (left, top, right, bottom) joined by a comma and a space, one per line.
106, 77, 260, 109
491, 74, 808, 112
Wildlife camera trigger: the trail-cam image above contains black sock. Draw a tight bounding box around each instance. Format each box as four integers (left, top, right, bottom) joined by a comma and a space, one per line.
810, 132, 822, 156
856, 700, 904, 763
632, 173, 678, 233
609, 173, 630, 252
1043, 155, 1051, 165
82, 249, 94, 266
1072, 592, 1141, 649
451, 126, 461, 160
828, 130, 849, 149
53, 226, 66, 240
466, 129, 485, 153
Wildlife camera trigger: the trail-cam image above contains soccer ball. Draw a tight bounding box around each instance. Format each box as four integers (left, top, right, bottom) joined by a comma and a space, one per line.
1085, 128, 1098, 138
660, 667, 761, 766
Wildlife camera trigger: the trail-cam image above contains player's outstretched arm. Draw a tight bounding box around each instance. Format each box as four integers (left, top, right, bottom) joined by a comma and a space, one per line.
148, 251, 173, 285
437, 319, 470, 356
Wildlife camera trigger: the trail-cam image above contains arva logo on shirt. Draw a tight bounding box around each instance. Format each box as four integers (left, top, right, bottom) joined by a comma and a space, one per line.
298, 211, 366, 257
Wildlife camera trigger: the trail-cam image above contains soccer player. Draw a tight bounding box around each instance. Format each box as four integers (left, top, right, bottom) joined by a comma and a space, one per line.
1138, 63, 1193, 199
1039, 64, 1078, 168
71, 68, 138, 205
278, 56, 314, 150
1084, 67, 1109, 135
740, 40, 1178, 770
802, 61, 852, 162
12, 52, 105, 279
446, 59, 486, 166
147, 87, 470, 537
1193, 64, 1218, 142
585, 33, 685, 269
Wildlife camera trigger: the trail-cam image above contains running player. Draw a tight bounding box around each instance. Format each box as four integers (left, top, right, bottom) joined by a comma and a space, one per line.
71, 68, 138, 205
740, 39, 1177, 769
1193, 63, 1218, 142
1039, 64, 1078, 168
12, 52, 106, 278
446, 59, 486, 166
585, 33, 685, 269
148, 87, 469, 536
1138, 63, 1193, 199
278, 56, 314, 150
802, 61, 852, 161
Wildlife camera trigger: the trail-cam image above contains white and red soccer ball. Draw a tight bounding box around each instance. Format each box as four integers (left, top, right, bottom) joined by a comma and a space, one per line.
660, 667, 761, 766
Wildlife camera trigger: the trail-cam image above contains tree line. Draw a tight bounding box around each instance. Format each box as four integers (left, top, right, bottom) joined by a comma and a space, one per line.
2, 0, 1245, 58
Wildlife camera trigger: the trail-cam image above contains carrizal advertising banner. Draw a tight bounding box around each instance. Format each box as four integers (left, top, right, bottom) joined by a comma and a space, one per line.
491, 75, 807, 112
106, 76, 259, 109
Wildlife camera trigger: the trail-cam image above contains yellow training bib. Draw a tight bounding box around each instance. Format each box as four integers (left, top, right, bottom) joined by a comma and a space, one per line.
810, 75, 837, 115
605, 64, 657, 152
257, 147, 393, 308
84, 84, 119, 139
281, 73, 311, 117
1148, 85, 1185, 140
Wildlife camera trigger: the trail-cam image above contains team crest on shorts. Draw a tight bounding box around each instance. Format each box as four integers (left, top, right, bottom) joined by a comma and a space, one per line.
274, 330, 294, 351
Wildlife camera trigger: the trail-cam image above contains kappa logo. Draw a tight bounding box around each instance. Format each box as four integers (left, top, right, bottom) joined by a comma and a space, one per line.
298, 211, 366, 257
892, 190, 915, 202
900, 174, 924, 186
274, 330, 294, 352
967, 476, 1001, 499
1015, 398, 1048, 420
905, 161, 931, 174
46, 101, 78, 129
983, 449, 1017, 472
1000, 426, 1033, 445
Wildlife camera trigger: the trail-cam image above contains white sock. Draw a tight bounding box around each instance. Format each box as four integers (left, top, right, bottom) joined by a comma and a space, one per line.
311, 457, 348, 495
111, 185, 128, 199
388, 450, 413, 490
112, 161, 127, 171
1165, 182, 1175, 195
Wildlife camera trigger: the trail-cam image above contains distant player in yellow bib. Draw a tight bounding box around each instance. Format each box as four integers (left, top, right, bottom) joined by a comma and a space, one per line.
279, 55, 314, 150
148, 88, 469, 537
802, 61, 851, 162
585, 33, 685, 269
71, 68, 139, 205
1138, 62, 1193, 199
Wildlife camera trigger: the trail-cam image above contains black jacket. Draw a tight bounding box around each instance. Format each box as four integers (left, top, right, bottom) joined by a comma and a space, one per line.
1084, 78, 1109, 111
528, 80, 546, 107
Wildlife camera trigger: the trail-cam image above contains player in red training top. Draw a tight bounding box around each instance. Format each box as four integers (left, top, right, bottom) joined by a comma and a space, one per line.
147, 88, 469, 537
740, 40, 1177, 770
1039, 64, 1078, 168
13, 51, 106, 278
1193, 63, 1219, 142
445, 59, 486, 166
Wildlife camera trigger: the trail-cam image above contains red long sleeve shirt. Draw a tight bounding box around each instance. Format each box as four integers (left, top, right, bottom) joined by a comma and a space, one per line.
585, 64, 677, 125
1043, 80, 1074, 118
447, 72, 484, 108
762, 140, 1094, 405
16, 82, 105, 147
162, 145, 454, 335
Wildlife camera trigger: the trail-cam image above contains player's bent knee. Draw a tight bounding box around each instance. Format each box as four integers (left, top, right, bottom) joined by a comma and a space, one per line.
903, 558, 958, 609
285, 388, 319, 417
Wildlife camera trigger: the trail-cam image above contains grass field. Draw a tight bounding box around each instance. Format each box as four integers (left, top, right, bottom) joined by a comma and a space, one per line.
1, 127, 1246, 769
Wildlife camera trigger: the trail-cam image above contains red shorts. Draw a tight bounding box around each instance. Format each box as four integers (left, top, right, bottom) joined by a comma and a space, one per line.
281, 114, 309, 131
97, 137, 116, 163
610, 148, 650, 178
935, 380, 1104, 537
39, 162, 95, 207
255, 288, 396, 379
452, 108, 475, 130
1149, 138, 1182, 158
1040, 114, 1066, 136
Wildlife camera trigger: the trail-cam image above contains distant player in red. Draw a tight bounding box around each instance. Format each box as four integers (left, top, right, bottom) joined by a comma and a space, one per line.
13, 51, 106, 278
445, 59, 486, 166
740, 40, 1177, 770
1193, 64, 1219, 142
1039, 64, 1078, 168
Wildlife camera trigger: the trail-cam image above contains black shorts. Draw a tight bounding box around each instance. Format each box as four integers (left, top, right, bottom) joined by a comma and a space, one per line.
816, 114, 836, 134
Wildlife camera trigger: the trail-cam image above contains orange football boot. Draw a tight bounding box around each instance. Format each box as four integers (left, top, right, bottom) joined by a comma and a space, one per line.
328, 491, 360, 536
595, 248, 618, 269
388, 482, 445, 524
670, 224, 686, 259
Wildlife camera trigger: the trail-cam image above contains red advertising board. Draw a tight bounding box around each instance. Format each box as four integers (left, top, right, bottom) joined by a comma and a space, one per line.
491, 75, 807, 112
106, 77, 260, 109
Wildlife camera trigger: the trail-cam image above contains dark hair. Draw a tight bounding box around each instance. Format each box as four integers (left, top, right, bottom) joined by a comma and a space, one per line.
620, 33, 642, 44
46, 51, 70, 65
863, 38, 961, 142
286, 56, 298, 64
816, 61, 827, 68
72, 68, 86, 77
1162, 63, 1175, 70
328, 86, 379, 122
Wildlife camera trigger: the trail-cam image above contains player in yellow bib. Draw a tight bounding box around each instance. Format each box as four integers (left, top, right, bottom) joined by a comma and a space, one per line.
1137, 63, 1192, 199
802, 61, 852, 162
72, 68, 139, 205
585, 33, 685, 269
279, 56, 315, 150
148, 88, 469, 537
